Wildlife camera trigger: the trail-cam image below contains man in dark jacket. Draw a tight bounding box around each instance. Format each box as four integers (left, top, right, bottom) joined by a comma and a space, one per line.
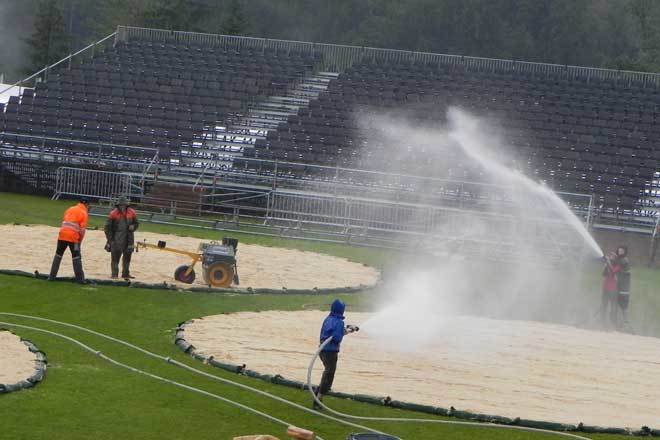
614, 246, 631, 330
104, 196, 139, 280
314, 299, 357, 409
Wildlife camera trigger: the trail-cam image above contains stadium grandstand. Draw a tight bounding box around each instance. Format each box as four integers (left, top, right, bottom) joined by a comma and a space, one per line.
1, 25, 659, 252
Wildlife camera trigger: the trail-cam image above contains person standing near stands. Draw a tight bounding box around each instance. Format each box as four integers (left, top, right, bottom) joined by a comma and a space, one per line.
601, 250, 620, 329
48, 198, 90, 283
104, 196, 139, 280
614, 246, 631, 330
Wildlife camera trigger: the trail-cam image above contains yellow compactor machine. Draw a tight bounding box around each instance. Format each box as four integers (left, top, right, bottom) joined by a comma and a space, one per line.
136, 237, 239, 287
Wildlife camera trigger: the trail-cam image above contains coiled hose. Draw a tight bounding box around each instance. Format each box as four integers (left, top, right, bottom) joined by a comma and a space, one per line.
0, 313, 382, 437
0, 320, 317, 438
0, 313, 595, 440
307, 337, 594, 440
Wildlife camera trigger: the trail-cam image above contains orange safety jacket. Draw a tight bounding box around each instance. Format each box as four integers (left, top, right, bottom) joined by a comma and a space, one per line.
58, 203, 89, 243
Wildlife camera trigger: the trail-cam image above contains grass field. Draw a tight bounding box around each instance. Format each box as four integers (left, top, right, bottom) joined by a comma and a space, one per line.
0, 192, 657, 440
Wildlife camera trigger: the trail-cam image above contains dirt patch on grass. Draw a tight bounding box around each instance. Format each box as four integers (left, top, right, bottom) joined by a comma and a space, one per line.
0, 331, 37, 386
184, 310, 660, 428
0, 224, 378, 290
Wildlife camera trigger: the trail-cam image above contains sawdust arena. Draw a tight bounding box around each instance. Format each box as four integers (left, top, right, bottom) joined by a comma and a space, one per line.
0, 331, 40, 387
0, 224, 379, 290
183, 310, 660, 429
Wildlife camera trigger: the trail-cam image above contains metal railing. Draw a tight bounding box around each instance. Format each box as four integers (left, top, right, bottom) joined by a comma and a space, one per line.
0, 132, 158, 169
84, 183, 591, 257
117, 25, 660, 87
53, 167, 131, 201
0, 32, 117, 96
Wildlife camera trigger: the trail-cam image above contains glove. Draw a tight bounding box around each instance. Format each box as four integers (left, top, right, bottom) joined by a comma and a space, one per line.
104, 242, 111, 252
128, 225, 135, 232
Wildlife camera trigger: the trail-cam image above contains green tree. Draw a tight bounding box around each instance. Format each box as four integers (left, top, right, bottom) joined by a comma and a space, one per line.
26, 0, 70, 72
143, 0, 210, 31
221, 0, 248, 35
628, 0, 660, 70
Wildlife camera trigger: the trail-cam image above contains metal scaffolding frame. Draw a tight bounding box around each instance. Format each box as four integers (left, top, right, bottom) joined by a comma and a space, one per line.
56, 166, 594, 259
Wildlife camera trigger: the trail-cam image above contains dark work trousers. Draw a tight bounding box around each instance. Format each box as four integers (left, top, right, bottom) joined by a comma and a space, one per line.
49, 240, 84, 282
318, 351, 339, 395
111, 245, 133, 278
56, 240, 81, 259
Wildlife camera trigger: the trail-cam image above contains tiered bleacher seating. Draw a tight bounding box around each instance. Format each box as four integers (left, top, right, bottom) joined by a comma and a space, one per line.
2, 30, 658, 210
0, 40, 315, 165
251, 61, 660, 209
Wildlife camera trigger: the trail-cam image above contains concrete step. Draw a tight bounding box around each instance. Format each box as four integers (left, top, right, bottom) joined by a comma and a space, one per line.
227, 126, 268, 137
234, 118, 281, 129
247, 108, 290, 120
255, 102, 301, 112
268, 95, 309, 105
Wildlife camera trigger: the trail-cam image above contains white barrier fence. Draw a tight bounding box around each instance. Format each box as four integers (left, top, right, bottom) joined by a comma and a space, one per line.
53, 167, 131, 201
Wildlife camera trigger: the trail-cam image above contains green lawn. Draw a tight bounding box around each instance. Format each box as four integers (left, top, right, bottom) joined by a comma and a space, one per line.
0, 192, 656, 439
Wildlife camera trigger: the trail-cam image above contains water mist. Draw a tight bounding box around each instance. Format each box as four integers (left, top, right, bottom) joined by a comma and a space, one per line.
359, 107, 604, 350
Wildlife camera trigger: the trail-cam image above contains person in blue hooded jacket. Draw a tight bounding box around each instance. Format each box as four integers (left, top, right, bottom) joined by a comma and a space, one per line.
314, 299, 357, 409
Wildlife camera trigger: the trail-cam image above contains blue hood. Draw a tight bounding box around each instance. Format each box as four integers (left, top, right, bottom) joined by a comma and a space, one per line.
330, 299, 345, 317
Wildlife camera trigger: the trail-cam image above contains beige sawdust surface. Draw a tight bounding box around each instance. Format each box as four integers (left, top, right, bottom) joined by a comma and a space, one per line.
0, 225, 378, 290
0, 331, 37, 385
185, 311, 660, 428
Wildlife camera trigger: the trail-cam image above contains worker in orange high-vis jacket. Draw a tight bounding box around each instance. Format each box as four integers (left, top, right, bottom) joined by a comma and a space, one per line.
48, 198, 90, 283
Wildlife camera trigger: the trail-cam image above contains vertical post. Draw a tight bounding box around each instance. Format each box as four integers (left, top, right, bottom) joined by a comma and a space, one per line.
273, 159, 278, 190
648, 213, 660, 266
333, 165, 339, 196
264, 191, 271, 222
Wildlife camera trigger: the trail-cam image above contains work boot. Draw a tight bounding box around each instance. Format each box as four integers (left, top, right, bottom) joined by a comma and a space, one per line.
48, 254, 62, 281
121, 252, 133, 280
312, 390, 323, 411
72, 256, 86, 284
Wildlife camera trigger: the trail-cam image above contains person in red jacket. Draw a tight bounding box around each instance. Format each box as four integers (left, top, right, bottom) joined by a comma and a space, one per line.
48, 198, 90, 283
601, 250, 621, 328
104, 196, 139, 279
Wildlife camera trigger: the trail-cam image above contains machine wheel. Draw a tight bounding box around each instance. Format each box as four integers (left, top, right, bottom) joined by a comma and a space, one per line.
206, 262, 234, 287
174, 265, 196, 284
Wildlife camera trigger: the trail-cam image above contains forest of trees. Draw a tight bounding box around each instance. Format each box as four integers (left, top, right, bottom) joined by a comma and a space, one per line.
1, 0, 660, 83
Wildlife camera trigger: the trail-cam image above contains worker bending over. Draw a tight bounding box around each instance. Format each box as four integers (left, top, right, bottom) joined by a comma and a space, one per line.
48, 198, 90, 283
314, 299, 358, 410
104, 196, 139, 280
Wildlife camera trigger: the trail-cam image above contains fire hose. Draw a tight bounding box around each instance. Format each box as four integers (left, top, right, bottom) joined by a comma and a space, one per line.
0, 313, 595, 440
0, 313, 381, 438
307, 332, 594, 440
